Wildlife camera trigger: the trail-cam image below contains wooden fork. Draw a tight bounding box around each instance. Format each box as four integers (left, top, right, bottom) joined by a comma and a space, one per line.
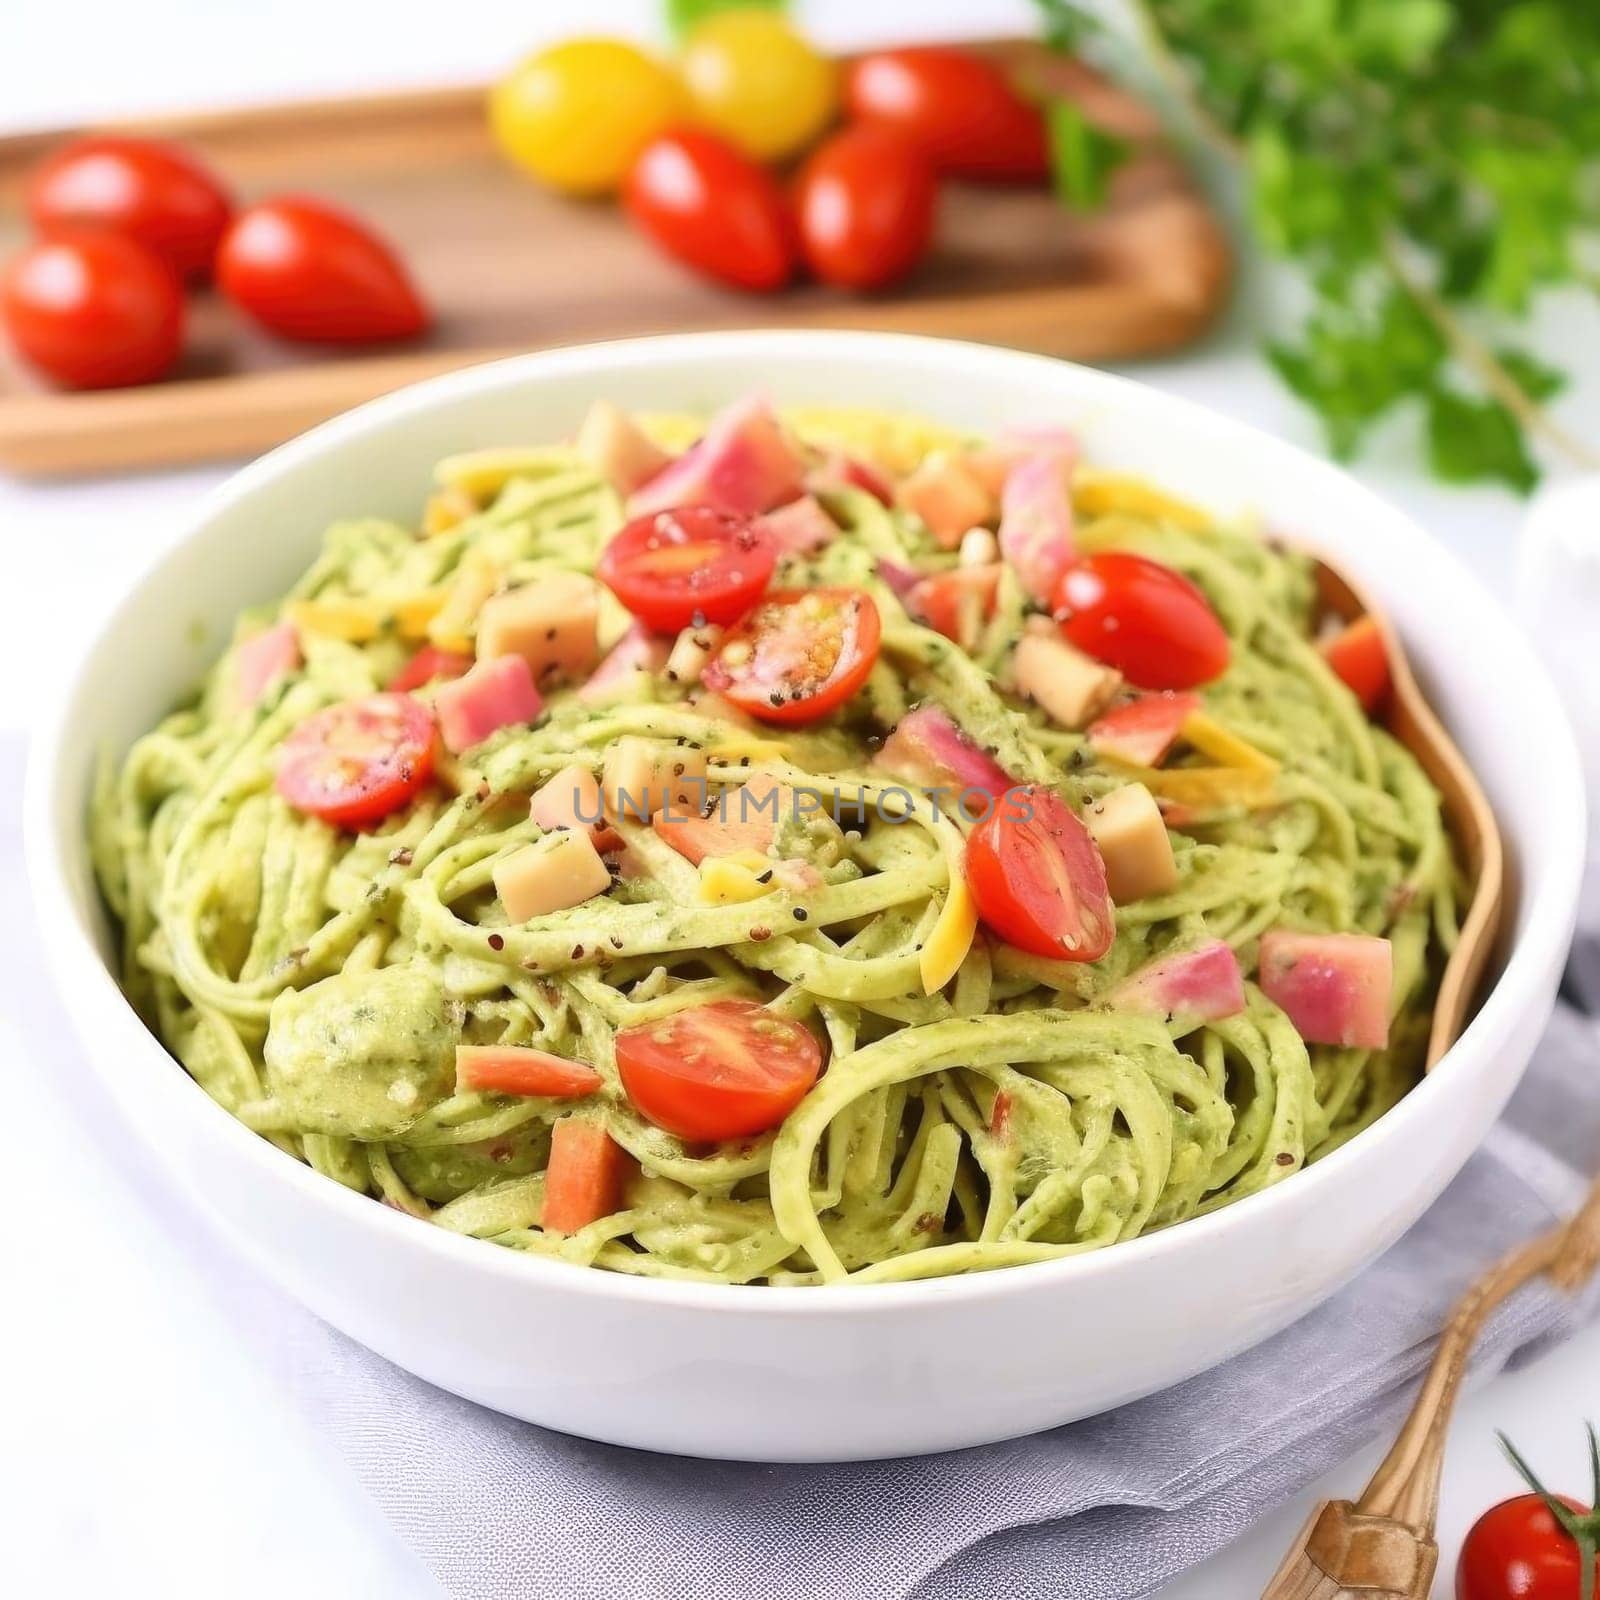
1262, 1170, 1600, 1599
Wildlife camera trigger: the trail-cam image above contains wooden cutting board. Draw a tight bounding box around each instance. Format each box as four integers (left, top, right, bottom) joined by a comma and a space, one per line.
0, 44, 1230, 478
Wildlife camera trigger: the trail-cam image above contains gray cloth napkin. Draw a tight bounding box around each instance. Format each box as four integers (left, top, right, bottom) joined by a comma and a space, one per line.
280, 988, 1600, 1600
14, 727, 1600, 1600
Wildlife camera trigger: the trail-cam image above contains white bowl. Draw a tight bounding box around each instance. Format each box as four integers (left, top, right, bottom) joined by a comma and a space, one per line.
27, 332, 1585, 1462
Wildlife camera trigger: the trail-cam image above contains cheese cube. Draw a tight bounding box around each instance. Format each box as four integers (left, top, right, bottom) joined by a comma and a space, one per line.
1084, 784, 1177, 903
1014, 632, 1123, 730
602, 737, 708, 821
494, 831, 611, 923
530, 764, 606, 835
665, 625, 722, 688
476, 573, 600, 686
575, 399, 670, 496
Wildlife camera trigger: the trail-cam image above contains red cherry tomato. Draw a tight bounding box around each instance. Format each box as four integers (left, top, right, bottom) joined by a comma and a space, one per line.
217, 197, 430, 343
966, 786, 1115, 962
1, 232, 183, 389
27, 136, 233, 281
794, 123, 937, 291
1053, 552, 1231, 690
1320, 614, 1391, 715
701, 586, 881, 724
616, 999, 823, 1141
624, 128, 796, 292
844, 47, 1048, 182
386, 645, 474, 695
275, 692, 436, 828
598, 506, 778, 632
1457, 1493, 1595, 1600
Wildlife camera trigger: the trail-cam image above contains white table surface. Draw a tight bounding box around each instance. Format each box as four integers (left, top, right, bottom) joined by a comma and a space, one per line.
5, 4, 1600, 1597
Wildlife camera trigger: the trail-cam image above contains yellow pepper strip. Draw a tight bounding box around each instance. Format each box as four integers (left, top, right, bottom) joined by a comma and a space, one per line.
421, 486, 477, 536
1073, 470, 1213, 532
394, 588, 448, 640
285, 599, 382, 643
427, 552, 500, 654
1126, 764, 1278, 810
698, 852, 777, 905
920, 870, 978, 994
1180, 712, 1278, 775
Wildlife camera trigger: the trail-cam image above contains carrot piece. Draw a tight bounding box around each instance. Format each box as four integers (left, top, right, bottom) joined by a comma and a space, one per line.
455, 1046, 602, 1099
542, 1120, 629, 1235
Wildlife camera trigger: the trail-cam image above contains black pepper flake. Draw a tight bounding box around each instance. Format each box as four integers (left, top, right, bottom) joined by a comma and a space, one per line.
792, 908, 808, 922
769, 692, 784, 707
487, 933, 505, 951
1275, 1151, 1295, 1166
749, 926, 772, 942
756, 870, 773, 885
609, 934, 625, 949
545, 626, 558, 641
388, 847, 414, 867
571, 944, 585, 960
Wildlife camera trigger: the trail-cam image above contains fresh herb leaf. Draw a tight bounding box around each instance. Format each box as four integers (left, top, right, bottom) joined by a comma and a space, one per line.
1047, 101, 1130, 212
1033, 0, 1600, 490
664, 0, 783, 40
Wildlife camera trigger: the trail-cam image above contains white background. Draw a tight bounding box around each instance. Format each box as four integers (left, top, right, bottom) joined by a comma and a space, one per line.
4, 3, 1600, 1597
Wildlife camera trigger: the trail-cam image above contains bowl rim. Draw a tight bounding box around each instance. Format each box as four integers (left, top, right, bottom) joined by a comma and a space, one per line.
26, 328, 1588, 1317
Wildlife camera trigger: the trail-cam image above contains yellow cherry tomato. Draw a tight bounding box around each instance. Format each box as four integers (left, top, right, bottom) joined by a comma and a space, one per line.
678, 12, 839, 164
489, 38, 687, 196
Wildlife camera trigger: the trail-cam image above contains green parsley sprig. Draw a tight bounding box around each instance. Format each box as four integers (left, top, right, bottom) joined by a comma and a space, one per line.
1036, 0, 1600, 490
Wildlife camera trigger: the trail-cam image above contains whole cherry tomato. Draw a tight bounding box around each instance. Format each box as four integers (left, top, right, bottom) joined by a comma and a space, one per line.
965, 786, 1115, 962
794, 124, 937, 291
844, 47, 1049, 182
1053, 552, 1231, 690
26, 136, 233, 281
598, 506, 777, 632
1, 231, 184, 389
490, 38, 686, 197
217, 197, 429, 343
624, 129, 796, 293
1458, 1493, 1597, 1600
679, 11, 839, 163
616, 999, 823, 1141
701, 587, 881, 724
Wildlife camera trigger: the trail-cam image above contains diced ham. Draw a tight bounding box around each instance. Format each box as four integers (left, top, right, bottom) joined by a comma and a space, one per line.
1088, 692, 1202, 767
231, 621, 301, 711
1258, 930, 1393, 1051
455, 1045, 602, 1099
530, 764, 607, 836
664, 624, 722, 688
898, 456, 995, 549
905, 566, 1002, 652
494, 829, 611, 922
998, 450, 1076, 604
579, 622, 671, 704
754, 494, 838, 556
627, 395, 805, 519
541, 1119, 630, 1235
876, 706, 1013, 803
1108, 940, 1245, 1030
806, 449, 895, 506
435, 655, 543, 754
602, 736, 708, 821
476, 573, 600, 686
653, 771, 787, 864
574, 399, 671, 496
964, 426, 1079, 497
876, 559, 922, 600
1083, 784, 1177, 903
1014, 631, 1123, 730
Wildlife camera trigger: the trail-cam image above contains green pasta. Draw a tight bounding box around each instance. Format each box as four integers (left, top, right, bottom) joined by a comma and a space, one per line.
91, 407, 1459, 1286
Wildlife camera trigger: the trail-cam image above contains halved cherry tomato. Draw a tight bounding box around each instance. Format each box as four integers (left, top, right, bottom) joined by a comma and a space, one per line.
275, 692, 436, 828
2, 232, 183, 389
624, 129, 796, 293
455, 1046, 602, 1099
598, 506, 777, 632
844, 47, 1048, 182
27, 136, 233, 281
1053, 552, 1230, 690
905, 565, 1001, 651
542, 1119, 630, 1235
217, 197, 429, 343
966, 786, 1115, 961
387, 645, 474, 695
1320, 614, 1390, 715
794, 123, 937, 291
701, 586, 881, 724
1458, 1493, 1596, 1600
616, 999, 823, 1141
